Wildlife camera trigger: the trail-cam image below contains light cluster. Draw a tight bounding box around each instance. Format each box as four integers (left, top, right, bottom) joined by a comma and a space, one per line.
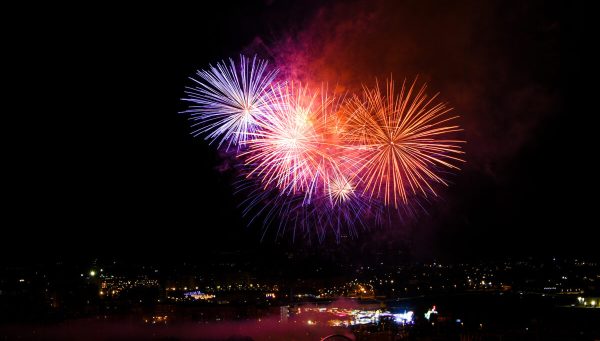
182, 55, 465, 242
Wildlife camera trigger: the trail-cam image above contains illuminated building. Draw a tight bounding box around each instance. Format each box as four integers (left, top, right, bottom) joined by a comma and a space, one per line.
183, 290, 215, 300
280, 305, 289, 323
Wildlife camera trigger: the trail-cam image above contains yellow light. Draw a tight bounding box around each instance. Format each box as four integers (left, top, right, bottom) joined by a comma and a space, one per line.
89, 270, 96, 277
591, 300, 597, 306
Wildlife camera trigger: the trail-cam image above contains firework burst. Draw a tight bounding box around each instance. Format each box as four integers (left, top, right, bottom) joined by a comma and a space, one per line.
182, 55, 278, 149
242, 83, 344, 202
341, 78, 465, 208
327, 174, 355, 205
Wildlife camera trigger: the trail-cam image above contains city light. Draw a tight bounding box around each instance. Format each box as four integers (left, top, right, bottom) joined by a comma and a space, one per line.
393, 311, 414, 324
183, 290, 215, 300
424, 306, 438, 320
2, 256, 597, 339
297, 307, 414, 326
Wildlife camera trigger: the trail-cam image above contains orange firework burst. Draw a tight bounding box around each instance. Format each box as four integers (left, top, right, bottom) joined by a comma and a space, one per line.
341, 78, 465, 208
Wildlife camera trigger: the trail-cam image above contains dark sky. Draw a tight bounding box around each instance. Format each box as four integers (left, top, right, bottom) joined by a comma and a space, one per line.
5, 1, 594, 265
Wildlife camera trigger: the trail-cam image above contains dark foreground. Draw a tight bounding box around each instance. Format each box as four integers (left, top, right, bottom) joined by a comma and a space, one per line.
2, 293, 599, 341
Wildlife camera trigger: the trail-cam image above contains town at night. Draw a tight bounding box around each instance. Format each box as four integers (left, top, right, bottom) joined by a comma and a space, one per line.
2, 256, 599, 339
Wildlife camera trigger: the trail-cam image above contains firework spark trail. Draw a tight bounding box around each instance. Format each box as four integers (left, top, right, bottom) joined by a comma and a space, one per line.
182, 55, 279, 149
237, 176, 379, 243
341, 78, 465, 208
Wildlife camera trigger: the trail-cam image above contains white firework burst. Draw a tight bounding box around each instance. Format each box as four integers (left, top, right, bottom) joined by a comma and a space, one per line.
182, 55, 279, 149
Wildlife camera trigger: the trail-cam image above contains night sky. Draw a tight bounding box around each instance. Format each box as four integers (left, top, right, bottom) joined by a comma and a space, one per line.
5, 1, 594, 265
